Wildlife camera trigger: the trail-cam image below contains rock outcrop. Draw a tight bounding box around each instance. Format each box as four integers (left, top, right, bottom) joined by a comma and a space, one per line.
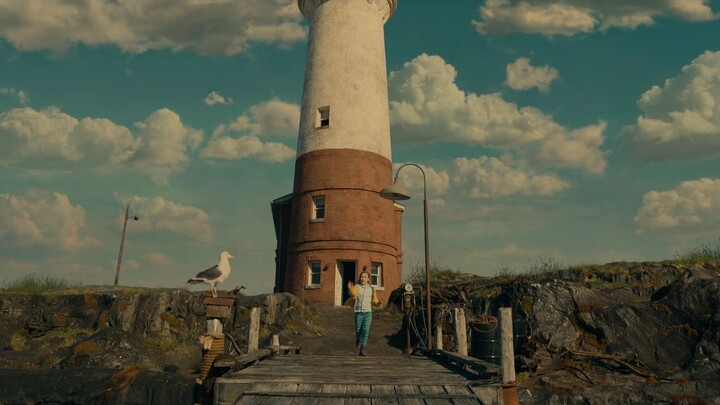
429, 262, 720, 404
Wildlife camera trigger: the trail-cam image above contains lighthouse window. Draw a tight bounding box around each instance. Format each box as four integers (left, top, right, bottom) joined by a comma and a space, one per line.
308, 261, 321, 286
317, 106, 330, 128
371, 262, 383, 287
312, 196, 325, 220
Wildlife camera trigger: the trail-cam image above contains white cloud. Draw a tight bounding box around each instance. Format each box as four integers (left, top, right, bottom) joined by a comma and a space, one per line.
635, 178, 720, 232
388, 54, 607, 174
473, 0, 718, 36
0, 0, 306, 55
129, 109, 203, 181
505, 57, 559, 92
144, 252, 171, 266
393, 163, 450, 197
228, 99, 300, 137
623, 50, 720, 160
0, 106, 201, 181
0, 189, 99, 249
394, 157, 569, 200
201, 99, 297, 162
0, 87, 28, 104
450, 157, 569, 198
124, 196, 213, 242
204, 91, 233, 106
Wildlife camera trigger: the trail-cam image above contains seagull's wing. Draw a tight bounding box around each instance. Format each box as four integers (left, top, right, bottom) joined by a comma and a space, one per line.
194, 264, 222, 281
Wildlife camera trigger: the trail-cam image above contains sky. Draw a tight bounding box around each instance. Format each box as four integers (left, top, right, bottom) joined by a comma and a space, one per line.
1, 0, 720, 294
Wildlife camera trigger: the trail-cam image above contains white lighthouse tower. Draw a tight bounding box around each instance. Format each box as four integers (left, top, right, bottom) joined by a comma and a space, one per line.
272, 0, 403, 305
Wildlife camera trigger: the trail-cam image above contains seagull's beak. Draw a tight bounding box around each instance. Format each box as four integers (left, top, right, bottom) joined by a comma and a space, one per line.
228, 254, 235, 260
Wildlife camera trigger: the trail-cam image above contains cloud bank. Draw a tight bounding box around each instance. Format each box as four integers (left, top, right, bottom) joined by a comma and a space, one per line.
0, 189, 98, 249
635, 178, 720, 232
202, 99, 297, 162
505, 57, 559, 92
388, 54, 607, 174
0, 106, 201, 181
124, 196, 213, 242
0, 0, 306, 55
473, 0, 718, 36
623, 50, 720, 160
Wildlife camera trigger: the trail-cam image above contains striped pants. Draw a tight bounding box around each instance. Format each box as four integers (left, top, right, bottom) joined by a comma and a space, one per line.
354, 311, 372, 348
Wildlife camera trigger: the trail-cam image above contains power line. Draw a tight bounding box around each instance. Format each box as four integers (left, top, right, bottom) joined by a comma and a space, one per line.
128, 208, 274, 253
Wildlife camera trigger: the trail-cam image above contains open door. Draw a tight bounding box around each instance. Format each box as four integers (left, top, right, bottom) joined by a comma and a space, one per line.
335, 260, 357, 306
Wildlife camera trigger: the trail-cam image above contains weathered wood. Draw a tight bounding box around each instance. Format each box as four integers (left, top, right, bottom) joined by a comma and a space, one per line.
248, 307, 260, 353
395, 385, 424, 405
429, 349, 499, 376
271, 334, 280, 347
499, 307, 515, 384
206, 304, 232, 319
435, 323, 443, 350
214, 348, 273, 370
453, 308, 468, 356
443, 385, 480, 405
371, 385, 399, 405
203, 296, 236, 306
217, 354, 491, 404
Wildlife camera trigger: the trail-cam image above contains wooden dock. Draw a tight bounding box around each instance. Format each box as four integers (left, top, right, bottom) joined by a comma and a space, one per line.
215, 354, 502, 404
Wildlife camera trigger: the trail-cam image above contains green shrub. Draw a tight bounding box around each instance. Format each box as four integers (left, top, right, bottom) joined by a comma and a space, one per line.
404, 260, 462, 284
674, 238, 720, 264
1, 273, 81, 293
525, 256, 565, 275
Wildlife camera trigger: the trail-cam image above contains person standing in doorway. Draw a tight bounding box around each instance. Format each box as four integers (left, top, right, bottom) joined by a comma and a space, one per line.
348, 271, 381, 356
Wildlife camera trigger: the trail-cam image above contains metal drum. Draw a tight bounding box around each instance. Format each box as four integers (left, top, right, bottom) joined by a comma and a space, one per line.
470, 321, 500, 365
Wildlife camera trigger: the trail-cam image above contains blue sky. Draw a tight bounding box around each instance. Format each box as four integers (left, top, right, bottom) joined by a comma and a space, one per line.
1, 0, 720, 294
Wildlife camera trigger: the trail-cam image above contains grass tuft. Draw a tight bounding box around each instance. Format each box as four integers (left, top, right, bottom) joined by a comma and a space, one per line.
673, 238, 720, 264
0, 273, 81, 293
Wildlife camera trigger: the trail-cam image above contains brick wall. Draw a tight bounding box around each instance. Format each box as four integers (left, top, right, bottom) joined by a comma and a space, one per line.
283, 148, 403, 304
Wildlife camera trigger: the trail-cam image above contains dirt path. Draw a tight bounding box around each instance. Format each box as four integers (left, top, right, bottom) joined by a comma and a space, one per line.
278, 303, 407, 357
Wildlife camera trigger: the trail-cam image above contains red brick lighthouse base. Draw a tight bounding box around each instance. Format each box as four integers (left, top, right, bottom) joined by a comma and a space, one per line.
280, 149, 403, 305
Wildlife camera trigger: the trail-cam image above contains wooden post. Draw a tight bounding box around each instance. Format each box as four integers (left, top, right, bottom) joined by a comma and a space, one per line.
499, 307, 516, 384
452, 308, 468, 356
248, 307, 260, 352
271, 334, 280, 348
434, 323, 443, 350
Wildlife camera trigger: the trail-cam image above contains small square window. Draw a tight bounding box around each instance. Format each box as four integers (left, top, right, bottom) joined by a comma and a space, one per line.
317, 106, 330, 128
312, 196, 325, 220
308, 261, 321, 286
371, 262, 383, 287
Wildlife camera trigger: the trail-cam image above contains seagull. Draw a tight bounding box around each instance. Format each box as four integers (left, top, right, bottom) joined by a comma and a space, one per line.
187, 251, 234, 297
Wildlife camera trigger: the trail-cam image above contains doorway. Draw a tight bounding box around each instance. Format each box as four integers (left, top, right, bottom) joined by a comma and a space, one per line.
335, 260, 357, 306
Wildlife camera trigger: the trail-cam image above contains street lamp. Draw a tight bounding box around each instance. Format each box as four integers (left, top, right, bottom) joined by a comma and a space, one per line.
380, 163, 432, 350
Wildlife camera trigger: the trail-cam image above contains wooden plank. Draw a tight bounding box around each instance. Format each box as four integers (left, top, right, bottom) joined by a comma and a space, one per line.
443, 385, 479, 405
421, 385, 449, 405
394, 385, 424, 405
498, 307, 515, 384
435, 323, 443, 350
371, 385, 398, 405
430, 350, 499, 375
215, 348, 273, 370
290, 384, 322, 405
318, 384, 347, 405
344, 384, 371, 405
453, 308, 468, 356
248, 307, 260, 352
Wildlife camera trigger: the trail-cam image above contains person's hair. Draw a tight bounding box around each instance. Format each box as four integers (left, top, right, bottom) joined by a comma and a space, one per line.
357, 271, 371, 283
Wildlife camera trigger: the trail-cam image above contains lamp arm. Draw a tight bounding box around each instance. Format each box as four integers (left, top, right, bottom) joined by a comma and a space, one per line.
394, 163, 427, 200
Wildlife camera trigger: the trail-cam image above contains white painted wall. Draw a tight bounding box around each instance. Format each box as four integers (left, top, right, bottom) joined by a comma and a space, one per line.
296, 0, 396, 160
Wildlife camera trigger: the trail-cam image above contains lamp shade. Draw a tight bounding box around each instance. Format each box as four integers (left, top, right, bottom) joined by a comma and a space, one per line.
379, 182, 411, 200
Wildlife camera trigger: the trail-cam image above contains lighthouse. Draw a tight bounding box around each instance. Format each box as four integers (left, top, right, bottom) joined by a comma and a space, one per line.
271, 0, 403, 305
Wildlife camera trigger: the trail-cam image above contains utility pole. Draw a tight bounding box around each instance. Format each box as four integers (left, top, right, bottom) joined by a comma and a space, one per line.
114, 203, 130, 286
